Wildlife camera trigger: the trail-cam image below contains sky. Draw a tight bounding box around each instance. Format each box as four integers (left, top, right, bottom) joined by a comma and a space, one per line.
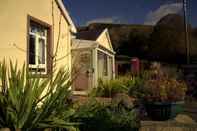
63, 0, 197, 27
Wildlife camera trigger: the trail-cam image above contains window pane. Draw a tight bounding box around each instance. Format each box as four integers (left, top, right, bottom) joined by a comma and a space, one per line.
29, 35, 36, 64
80, 51, 92, 68
97, 51, 108, 77
30, 24, 37, 34
39, 28, 46, 36
38, 38, 46, 64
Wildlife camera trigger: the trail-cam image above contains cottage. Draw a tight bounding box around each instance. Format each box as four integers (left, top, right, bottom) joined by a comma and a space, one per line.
72, 28, 115, 93
0, 0, 76, 76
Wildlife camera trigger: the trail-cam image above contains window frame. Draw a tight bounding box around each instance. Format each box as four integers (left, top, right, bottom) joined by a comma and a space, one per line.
29, 28, 47, 69
27, 15, 53, 77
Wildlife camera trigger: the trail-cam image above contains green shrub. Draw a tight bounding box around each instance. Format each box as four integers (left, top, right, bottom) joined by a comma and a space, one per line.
91, 76, 145, 100
72, 99, 140, 131
127, 76, 146, 99
91, 77, 132, 97
0, 62, 77, 131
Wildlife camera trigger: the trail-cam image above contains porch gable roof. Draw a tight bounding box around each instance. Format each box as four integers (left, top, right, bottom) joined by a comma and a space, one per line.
72, 39, 115, 54
75, 28, 115, 54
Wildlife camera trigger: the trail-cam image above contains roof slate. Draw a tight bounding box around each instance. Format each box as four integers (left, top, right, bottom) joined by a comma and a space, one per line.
76, 29, 103, 41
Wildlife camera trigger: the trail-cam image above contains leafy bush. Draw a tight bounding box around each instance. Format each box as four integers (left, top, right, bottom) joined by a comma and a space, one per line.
72, 99, 140, 131
91, 76, 145, 100
0, 62, 77, 131
90, 78, 129, 97
127, 76, 145, 99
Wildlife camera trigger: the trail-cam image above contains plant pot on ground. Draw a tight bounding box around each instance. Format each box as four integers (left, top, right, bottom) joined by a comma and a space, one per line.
143, 64, 187, 121
145, 101, 184, 121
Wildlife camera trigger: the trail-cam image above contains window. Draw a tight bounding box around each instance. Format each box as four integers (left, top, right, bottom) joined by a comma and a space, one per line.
28, 17, 51, 75
97, 51, 108, 77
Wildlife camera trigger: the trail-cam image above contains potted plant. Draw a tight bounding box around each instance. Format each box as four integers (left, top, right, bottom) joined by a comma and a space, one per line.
143, 64, 187, 121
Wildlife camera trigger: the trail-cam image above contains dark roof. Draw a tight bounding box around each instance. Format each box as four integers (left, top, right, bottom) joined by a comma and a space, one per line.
76, 29, 104, 41
116, 55, 132, 61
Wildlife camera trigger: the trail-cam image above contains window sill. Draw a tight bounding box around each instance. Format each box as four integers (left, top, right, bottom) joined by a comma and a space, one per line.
28, 68, 51, 78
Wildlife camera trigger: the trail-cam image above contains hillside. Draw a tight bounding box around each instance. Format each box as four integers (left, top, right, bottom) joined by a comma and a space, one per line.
78, 23, 154, 51
77, 15, 197, 64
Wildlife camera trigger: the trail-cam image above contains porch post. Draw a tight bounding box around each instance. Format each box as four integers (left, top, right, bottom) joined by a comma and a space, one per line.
112, 55, 115, 79
92, 48, 98, 88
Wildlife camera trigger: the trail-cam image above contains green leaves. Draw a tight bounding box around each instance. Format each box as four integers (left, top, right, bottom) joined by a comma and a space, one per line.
73, 99, 140, 131
91, 78, 130, 97
91, 76, 145, 98
0, 62, 76, 131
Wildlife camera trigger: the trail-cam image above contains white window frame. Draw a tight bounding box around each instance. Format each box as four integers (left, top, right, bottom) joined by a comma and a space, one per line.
29, 25, 47, 74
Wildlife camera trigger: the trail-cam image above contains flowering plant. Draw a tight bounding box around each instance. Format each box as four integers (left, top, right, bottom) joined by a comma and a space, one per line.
144, 79, 187, 102
143, 63, 187, 103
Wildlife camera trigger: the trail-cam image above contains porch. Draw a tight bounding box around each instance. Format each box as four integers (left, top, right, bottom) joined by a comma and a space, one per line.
71, 39, 115, 94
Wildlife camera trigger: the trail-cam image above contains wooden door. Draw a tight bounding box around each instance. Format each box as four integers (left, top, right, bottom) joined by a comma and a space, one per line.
72, 50, 93, 91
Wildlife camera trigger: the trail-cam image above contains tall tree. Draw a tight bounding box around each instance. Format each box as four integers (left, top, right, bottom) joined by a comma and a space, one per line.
149, 14, 187, 64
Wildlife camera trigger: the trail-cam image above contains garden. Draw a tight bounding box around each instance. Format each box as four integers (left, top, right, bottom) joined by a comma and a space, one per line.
0, 61, 190, 131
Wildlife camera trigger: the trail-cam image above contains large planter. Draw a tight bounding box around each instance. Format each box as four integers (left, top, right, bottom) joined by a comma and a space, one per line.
145, 101, 184, 121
